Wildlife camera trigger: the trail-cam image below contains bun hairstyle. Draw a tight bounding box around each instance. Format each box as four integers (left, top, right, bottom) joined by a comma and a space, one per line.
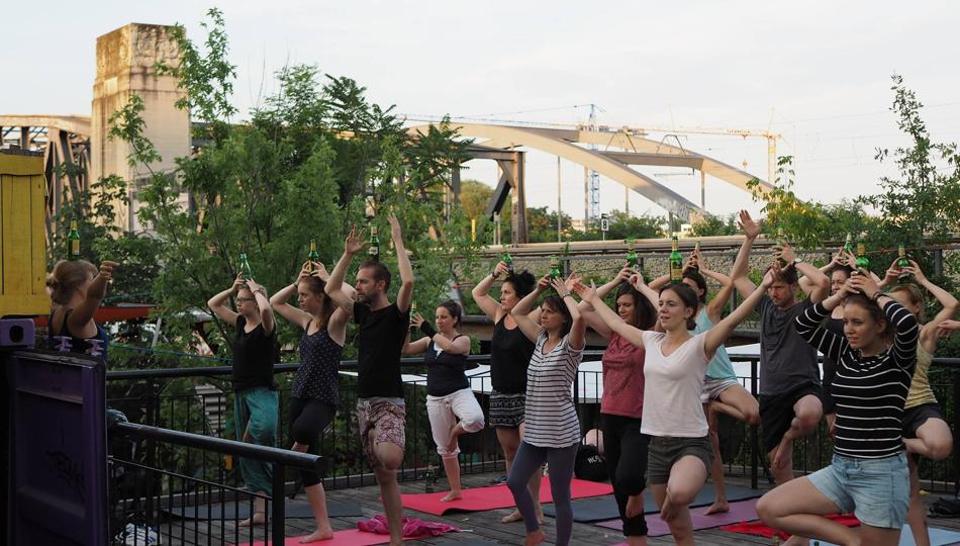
615, 282, 656, 329
46, 259, 98, 305
659, 283, 699, 330
438, 299, 463, 326
682, 270, 709, 304
504, 269, 536, 298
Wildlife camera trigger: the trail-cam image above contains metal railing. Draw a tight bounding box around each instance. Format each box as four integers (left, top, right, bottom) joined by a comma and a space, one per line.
105, 348, 960, 500
109, 421, 322, 545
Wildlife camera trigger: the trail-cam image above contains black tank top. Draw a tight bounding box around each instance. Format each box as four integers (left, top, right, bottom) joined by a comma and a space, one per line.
48, 308, 109, 361
293, 327, 343, 406
424, 338, 470, 396
489, 316, 534, 394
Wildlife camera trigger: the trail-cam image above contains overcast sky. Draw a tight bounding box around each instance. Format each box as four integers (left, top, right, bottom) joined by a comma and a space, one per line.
6, 1, 959, 221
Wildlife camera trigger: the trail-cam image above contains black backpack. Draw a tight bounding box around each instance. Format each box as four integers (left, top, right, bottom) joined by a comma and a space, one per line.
574, 444, 608, 482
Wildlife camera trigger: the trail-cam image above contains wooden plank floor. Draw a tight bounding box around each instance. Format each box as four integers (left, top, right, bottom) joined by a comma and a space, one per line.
158, 470, 960, 545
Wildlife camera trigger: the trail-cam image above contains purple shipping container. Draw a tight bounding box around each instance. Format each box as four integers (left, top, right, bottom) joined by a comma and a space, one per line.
8, 349, 107, 546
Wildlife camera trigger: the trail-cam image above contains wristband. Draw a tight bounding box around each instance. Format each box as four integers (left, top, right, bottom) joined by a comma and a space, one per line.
871, 291, 884, 302
420, 321, 437, 338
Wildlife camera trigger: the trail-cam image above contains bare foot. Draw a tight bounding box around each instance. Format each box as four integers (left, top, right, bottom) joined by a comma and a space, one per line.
772, 439, 793, 470
625, 493, 645, 518
441, 490, 462, 502
298, 528, 334, 543
238, 512, 266, 527
524, 529, 545, 546
501, 509, 523, 523
705, 499, 729, 515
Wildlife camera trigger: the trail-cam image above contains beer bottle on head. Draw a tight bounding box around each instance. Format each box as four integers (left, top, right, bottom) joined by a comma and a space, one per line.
855, 242, 870, 272
368, 225, 381, 261
897, 244, 912, 282
843, 232, 854, 255
238, 253, 254, 280
307, 240, 320, 272
68, 220, 81, 258
669, 235, 683, 283
501, 252, 514, 272
549, 256, 562, 279
625, 238, 638, 268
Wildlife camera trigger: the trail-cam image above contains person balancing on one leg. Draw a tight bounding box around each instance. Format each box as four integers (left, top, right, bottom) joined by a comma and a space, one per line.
325, 213, 413, 546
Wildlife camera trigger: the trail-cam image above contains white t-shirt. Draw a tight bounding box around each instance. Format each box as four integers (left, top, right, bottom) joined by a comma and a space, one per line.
639, 331, 710, 438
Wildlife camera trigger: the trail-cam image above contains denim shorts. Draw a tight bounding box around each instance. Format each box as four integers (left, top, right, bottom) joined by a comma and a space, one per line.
807, 452, 909, 529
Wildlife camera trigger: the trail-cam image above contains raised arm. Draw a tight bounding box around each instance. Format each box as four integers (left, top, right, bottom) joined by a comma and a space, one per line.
573, 280, 646, 348
66, 260, 118, 334
799, 248, 848, 293
325, 228, 363, 315
206, 276, 243, 328
853, 274, 920, 368
778, 243, 830, 303
388, 214, 414, 314
243, 278, 275, 335
908, 261, 959, 352
577, 268, 631, 339
402, 314, 432, 355
511, 276, 549, 342
698, 253, 735, 323
555, 275, 585, 351
704, 268, 773, 358
731, 210, 760, 298
270, 264, 315, 330
471, 261, 510, 320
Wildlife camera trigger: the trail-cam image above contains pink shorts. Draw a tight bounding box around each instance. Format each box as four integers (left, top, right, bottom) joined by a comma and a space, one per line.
357, 398, 406, 466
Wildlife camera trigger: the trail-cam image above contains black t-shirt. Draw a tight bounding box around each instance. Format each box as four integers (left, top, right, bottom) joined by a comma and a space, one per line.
490, 316, 535, 394
424, 338, 470, 397
232, 315, 277, 392
354, 301, 409, 398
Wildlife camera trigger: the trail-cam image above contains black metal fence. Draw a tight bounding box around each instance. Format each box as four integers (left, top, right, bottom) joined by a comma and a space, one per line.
109, 421, 323, 545
105, 346, 960, 518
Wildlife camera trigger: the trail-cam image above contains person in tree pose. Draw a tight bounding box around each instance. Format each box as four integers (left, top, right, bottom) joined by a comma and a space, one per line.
403, 300, 485, 502
325, 214, 413, 546
270, 261, 353, 542
757, 273, 919, 546
576, 267, 775, 546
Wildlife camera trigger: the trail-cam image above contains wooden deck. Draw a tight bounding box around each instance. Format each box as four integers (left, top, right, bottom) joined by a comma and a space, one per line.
171, 470, 960, 545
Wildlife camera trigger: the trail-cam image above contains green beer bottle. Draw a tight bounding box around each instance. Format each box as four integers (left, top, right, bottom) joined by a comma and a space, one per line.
307, 240, 320, 272
368, 225, 381, 261
549, 256, 562, 279
238, 253, 254, 280
501, 252, 514, 272
67, 220, 81, 258
855, 242, 870, 272
843, 232, 854, 255
669, 235, 683, 283
625, 238, 638, 268
897, 244, 911, 282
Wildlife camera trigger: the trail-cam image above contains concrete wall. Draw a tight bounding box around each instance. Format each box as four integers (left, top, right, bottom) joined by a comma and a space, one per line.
90, 23, 189, 232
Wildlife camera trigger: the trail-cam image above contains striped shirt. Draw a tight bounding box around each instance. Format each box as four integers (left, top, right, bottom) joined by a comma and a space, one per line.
794, 300, 919, 459
523, 333, 584, 448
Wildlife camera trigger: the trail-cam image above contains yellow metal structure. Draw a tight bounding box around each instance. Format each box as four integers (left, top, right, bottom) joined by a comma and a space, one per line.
0, 151, 48, 316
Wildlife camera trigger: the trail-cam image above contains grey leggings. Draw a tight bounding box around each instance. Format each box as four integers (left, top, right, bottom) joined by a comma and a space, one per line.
506, 441, 579, 546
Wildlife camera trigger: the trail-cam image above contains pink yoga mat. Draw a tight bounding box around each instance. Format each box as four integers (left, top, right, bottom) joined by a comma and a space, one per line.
401, 478, 614, 516
601, 497, 759, 539
240, 528, 436, 546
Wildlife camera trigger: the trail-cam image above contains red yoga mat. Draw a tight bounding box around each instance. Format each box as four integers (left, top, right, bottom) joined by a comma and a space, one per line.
720, 513, 860, 540
401, 478, 613, 516
239, 528, 436, 546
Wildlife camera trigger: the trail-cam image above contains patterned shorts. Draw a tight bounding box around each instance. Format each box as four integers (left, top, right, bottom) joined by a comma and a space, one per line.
356, 397, 406, 467
488, 391, 526, 428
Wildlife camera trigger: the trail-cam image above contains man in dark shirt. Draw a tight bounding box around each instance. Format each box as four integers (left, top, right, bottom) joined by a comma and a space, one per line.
326, 213, 412, 546
207, 275, 277, 526
730, 211, 829, 499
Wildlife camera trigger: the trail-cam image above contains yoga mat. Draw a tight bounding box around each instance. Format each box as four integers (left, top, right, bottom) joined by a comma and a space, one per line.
546, 482, 762, 522
240, 528, 434, 546
599, 498, 760, 537
165, 498, 362, 519
430, 539, 502, 546
816, 523, 960, 546
721, 513, 859, 540
401, 478, 613, 516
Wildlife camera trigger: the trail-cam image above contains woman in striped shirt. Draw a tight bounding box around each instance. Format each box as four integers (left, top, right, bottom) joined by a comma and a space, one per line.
506, 274, 586, 546
757, 273, 919, 546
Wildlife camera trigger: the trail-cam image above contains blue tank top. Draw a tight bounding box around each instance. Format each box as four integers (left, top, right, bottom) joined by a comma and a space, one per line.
48, 308, 110, 361
693, 309, 735, 380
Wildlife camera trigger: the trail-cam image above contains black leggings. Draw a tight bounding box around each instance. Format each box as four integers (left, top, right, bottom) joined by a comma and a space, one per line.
602, 413, 650, 537
288, 397, 336, 487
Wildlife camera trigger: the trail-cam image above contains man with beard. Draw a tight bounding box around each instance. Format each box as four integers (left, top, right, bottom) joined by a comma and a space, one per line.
326, 213, 412, 546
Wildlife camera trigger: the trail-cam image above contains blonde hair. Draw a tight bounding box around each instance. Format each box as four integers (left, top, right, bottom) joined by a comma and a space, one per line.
889, 283, 926, 322
46, 260, 97, 305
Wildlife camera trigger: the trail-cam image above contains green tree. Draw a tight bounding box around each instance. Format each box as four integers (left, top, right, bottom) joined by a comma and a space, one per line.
688, 213, 739, 237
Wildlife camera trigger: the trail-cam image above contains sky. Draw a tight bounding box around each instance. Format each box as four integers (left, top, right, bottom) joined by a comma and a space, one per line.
6, 0, 959, 222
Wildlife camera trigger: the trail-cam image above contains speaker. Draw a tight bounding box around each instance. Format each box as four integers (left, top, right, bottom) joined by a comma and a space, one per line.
0, 319, 35, 348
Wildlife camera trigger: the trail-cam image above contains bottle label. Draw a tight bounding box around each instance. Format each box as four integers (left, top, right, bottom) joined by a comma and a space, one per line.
70, 240, 80, 256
